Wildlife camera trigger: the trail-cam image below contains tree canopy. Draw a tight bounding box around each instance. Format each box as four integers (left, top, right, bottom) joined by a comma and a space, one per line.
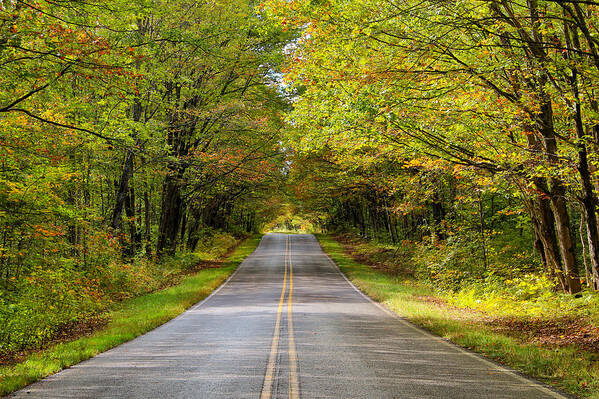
265, 0, 599, 294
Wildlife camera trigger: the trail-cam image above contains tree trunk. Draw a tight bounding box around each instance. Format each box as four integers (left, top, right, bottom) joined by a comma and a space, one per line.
111, 151, 134, 231
431, 193, 446, 240
568, 54, 599, 289
156, 174, 184, 256
186, 216, 201, 250
478, 191, 488, 270
179, 204, 188, 246
574, 124, 599, 290
144, 188, 151, 257
579, 215, 592, 287
532, 180, 567, 291
550, 180, 581, 293
384, 203, 398, 244
538, 90, 581, 293
124, 183, 139, 257
530, 212, 547, 272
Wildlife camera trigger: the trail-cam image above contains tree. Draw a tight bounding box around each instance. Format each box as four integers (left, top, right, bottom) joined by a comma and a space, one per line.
269, 0, 599, 293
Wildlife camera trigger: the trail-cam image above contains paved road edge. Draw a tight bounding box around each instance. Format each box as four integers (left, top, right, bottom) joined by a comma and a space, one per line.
1, 235, 263, 398
314, 235, 572, 399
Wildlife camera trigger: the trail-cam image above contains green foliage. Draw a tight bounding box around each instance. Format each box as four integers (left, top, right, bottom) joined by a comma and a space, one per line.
449, 276, 599, 324
194, 230, 240, 261
332, 229, 599, 326
415, 234, 486, 291
318, 234, 599, 398
0, 0, 290, 362
272, 0, 599, 294
265, 203, 322, 233
0, 267, 103, 355
0, 235, 261, 396
335, 234, 417, 275
0, 232, 243, 357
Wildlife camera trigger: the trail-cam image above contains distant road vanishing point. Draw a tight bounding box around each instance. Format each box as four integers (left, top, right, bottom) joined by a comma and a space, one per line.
9, 234, 567, 399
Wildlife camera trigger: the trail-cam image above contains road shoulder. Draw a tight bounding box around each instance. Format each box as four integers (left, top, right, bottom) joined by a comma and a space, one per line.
0, 236, 262, 397
316, 234, 584, 399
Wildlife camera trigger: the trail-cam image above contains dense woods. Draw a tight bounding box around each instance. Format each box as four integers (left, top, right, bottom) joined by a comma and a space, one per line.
4, 0, 599, 388
0, 0, 288, 355
266, 0, 599, 297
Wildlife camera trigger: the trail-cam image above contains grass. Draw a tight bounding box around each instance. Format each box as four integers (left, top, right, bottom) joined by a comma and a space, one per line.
0, 235, 261, 397
316, 234, 599, 399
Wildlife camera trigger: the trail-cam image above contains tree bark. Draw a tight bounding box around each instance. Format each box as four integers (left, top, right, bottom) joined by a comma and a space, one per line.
478, 191, 488, 270
144, 188, 151, 257
549, 181, 581, 293
532, 179, 567, 291
111, 151, 134, 231
156, 174, 184, 256
566, 37, 599, 289
538, 89, 581, 293
579, 215, 592, 287
124, 183, 139, 257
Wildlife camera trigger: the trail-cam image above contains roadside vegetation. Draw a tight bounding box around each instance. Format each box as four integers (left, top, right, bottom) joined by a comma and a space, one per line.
318, 234, 599, 398
269, 0, 599, 295
0, 231, 244, 362
1, 0, 288, 376
264, 1, 599, 395
4, 0, 599, 397
0, 236, 261, 397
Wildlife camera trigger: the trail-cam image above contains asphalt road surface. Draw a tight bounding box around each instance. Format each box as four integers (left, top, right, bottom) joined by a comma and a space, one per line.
9, 234, 567, 399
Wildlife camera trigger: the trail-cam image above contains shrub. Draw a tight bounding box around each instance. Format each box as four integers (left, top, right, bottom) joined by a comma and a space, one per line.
0, 266, 103, 355
0, 231, 243, 357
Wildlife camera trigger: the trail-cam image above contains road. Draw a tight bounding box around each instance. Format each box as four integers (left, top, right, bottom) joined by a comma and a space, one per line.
9, 234, 567, 398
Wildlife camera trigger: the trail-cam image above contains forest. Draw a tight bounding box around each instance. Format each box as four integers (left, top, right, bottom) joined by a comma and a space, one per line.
0, 0, 290, 357
276, 0, 599, 296
274, 2, 599, 392
2, 0, 599, 396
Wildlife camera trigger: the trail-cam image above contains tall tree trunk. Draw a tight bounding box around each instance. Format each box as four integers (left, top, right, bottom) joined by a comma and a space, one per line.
549, 181, 580, 293
530, 211, 547, 272
574, 118, 599, 290
124, 183, 139, 257
156, 174, 184, 256
384, 203, 398, 244
579, 215, 592, 287
112, 82, 143, 233
538, 92, 581, 293
567, 40, 599, 288
180, 205, 188, 246
491, 1, 580, 293
111, 151, 134, 231
431, 193, 446, 240
478, 191, 488, 270
186, 216, 201, 250
532, 180, 567, 291
144, 188, 152, 257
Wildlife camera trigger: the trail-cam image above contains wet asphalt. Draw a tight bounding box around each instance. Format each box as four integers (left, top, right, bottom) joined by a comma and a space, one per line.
8, 233, 567, 398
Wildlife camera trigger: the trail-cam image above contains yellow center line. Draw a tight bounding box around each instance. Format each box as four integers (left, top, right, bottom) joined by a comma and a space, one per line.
287, 237, 300, 399
260, 236, 289, 399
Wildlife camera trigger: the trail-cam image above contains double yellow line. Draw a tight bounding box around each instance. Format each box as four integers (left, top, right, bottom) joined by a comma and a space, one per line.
261, 236, 299, 399
287, 237, 299, 398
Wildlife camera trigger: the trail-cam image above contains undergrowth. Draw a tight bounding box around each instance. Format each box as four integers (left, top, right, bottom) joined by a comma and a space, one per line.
334, 232, 599, 324
0, 230, 245, 359
0, 235, 261, 396
320, 233, 599, 398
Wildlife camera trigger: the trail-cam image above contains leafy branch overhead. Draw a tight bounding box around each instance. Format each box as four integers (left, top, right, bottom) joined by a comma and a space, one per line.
0, 0, 290, 357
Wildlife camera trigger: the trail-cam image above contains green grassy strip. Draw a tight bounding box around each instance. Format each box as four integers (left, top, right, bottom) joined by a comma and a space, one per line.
0, 236, 262, 397
316, 234, 599, 399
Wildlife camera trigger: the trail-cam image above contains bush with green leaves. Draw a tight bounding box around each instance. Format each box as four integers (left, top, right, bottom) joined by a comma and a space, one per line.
0, 231, 243, 357
0, 266, 103, 355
